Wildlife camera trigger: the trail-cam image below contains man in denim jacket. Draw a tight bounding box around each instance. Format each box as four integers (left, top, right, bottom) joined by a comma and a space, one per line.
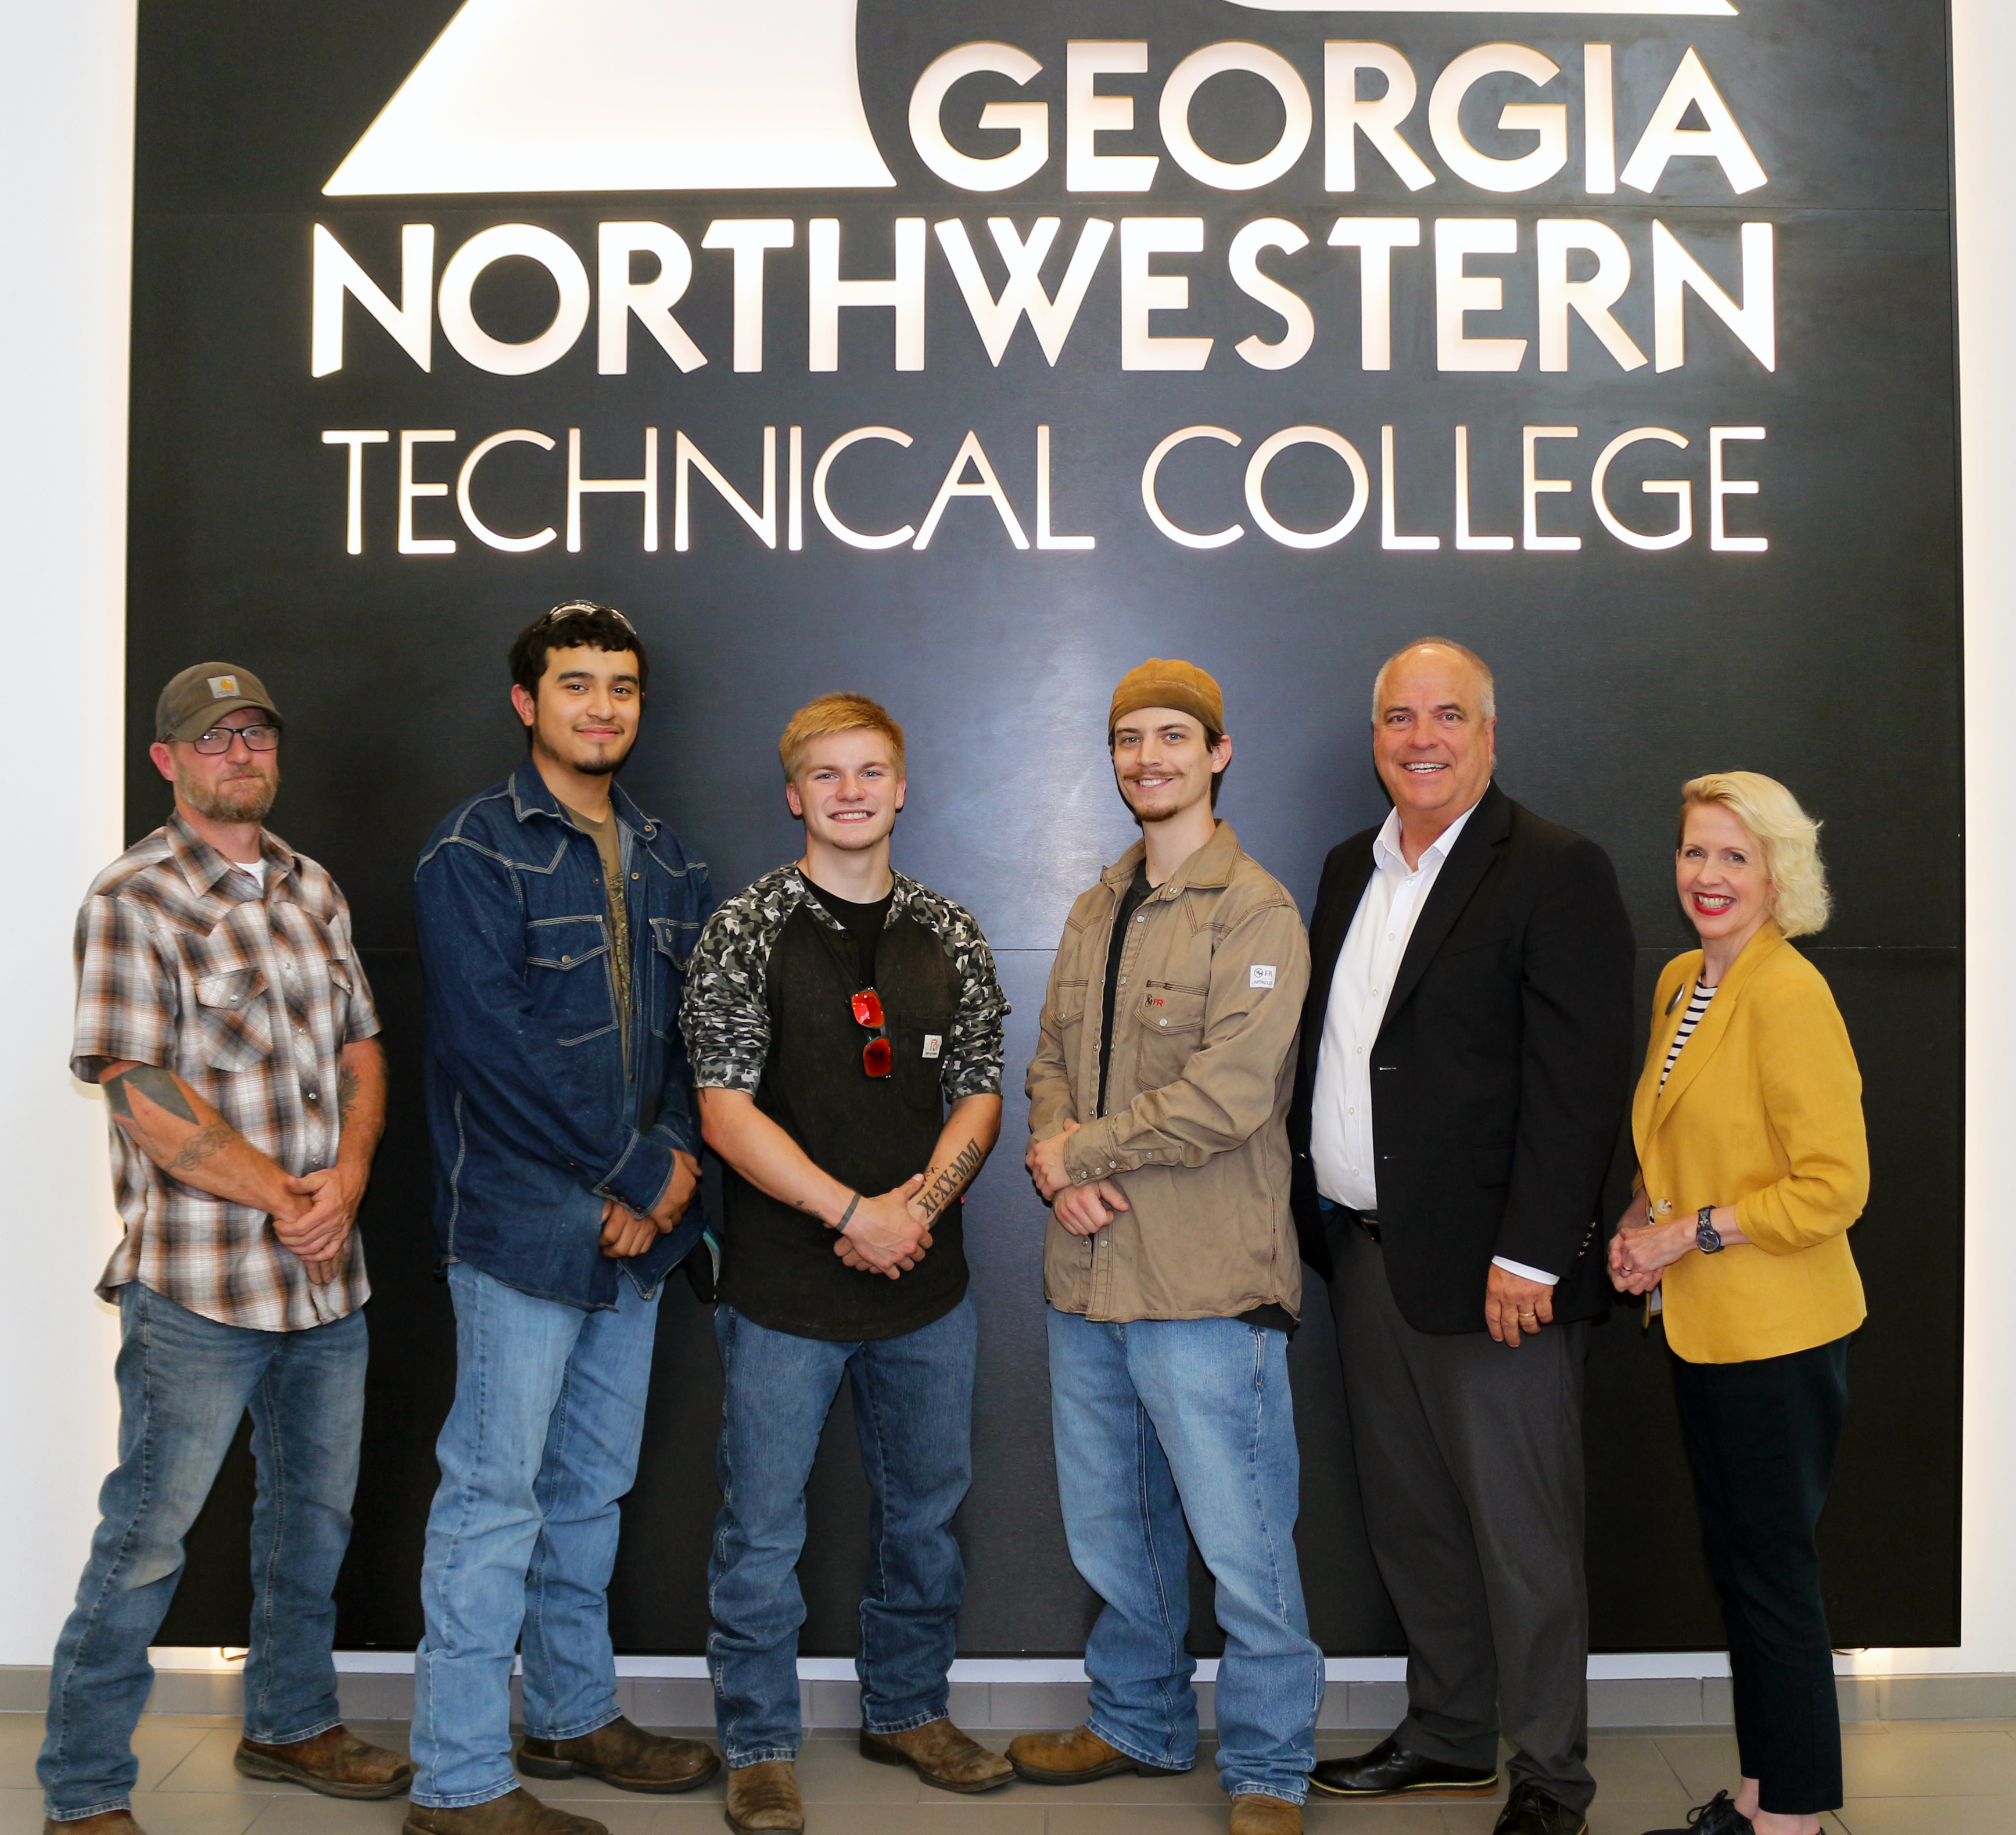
407, 603, 717, 1835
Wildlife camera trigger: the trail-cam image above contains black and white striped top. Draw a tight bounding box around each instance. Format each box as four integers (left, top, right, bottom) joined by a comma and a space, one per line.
1660, 979, 1717, 1090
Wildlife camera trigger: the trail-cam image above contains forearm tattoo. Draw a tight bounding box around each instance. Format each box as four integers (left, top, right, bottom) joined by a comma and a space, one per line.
915, 1138, 987, 1223
102, 1063, 197, 1124
336, 1063, 360, 1126
167, 1121, 238, 1173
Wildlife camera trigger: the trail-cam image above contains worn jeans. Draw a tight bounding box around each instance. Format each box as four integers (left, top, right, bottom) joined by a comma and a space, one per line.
410, 1262, 661, 1808
40, 1282, 367, 1820
706, 1298, 976, 1766
1046, 1307, 1322, 1806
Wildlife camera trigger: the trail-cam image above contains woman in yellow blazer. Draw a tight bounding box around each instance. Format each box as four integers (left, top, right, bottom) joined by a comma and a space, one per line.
1610, 773, 1868, 1835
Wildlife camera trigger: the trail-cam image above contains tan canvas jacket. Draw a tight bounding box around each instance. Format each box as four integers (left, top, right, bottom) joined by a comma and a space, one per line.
1027, 820, 1310, 1322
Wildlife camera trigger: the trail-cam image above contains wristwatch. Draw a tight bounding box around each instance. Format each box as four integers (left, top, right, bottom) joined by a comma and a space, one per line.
1696, 1205, 1726, 1254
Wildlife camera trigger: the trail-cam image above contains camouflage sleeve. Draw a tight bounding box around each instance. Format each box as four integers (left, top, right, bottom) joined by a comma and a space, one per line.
678, 872, 795, 1092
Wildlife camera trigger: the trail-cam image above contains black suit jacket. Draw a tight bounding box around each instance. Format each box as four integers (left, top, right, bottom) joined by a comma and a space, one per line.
1287, 782, 1635, 1334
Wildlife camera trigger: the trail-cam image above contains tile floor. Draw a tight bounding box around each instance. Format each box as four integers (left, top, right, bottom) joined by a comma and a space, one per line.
3, 1715, 2012, 1835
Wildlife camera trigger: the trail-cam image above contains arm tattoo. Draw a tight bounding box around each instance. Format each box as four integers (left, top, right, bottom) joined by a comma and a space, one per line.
103, 1064, 198, 1125
336, 1063, 360, 1127
167, 1121, 238, 1173
914, 1139, 987, 1223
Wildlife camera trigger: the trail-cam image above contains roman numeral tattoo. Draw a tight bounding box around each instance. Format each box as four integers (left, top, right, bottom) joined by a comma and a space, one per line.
914, 1138, 986, 1223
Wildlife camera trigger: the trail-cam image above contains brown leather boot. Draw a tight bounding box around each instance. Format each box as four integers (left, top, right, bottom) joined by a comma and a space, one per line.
235, 1726, 416, 1800
516, 1715, 719, 1795
42, 1814, 145, 1835
1230, 1795, 1304, 1835
1005, 1725, 1185, 1785
858, 1718, 1013, 1793
403, 1786, 609, 1835
723, 1760, 803, 1834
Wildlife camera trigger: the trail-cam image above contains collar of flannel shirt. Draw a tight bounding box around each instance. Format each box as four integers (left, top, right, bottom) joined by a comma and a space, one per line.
164, 810, 299, 899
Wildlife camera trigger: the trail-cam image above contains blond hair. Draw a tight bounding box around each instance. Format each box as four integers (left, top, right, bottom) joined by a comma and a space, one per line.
1680, 772, 1831, 937
778, 693, 906, 781
1370, 637, 1497, 723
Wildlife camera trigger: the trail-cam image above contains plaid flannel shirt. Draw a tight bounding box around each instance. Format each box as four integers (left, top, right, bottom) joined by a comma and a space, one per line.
73, 813, 381, 1331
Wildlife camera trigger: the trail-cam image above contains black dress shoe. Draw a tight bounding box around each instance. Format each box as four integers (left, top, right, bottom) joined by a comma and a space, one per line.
1494, 1780, 1590, 1835
1310, 1734, 1498, 1798
1642, 1791, 1754, 1834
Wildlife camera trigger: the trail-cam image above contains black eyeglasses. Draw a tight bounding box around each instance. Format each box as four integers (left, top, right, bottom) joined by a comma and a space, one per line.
539, 600, 636, 634
189, 724, 281, 755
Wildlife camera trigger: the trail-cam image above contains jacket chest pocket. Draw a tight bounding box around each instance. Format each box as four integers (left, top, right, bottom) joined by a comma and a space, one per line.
192, 968, 275, 1072
1135, 980, 1207, 1087
1048, 979, 1089, 1059
648, 915, 699, 1040
526, 915, 615, 1046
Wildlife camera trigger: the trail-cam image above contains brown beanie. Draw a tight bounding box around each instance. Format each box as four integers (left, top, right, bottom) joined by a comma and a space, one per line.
1109, 658, 1225, 738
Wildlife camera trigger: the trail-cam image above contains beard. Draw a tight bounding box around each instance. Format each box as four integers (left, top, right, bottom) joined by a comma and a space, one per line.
183, 768, 279, 825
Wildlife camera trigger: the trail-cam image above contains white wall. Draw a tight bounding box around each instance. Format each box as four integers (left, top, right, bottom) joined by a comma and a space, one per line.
1, 0, 2011, 1679
0, 0, 136, 1666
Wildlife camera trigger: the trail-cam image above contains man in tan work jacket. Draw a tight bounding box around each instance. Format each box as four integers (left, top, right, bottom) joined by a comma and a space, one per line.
1007, 659, 1320, 1835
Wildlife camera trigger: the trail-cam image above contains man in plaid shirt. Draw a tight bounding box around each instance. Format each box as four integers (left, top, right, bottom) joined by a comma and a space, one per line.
38, 664, 410, 1835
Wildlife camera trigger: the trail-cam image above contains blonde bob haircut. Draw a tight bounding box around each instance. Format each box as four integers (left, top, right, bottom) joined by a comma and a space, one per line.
1679, 772, 1831, 938
779, 693, 906, 782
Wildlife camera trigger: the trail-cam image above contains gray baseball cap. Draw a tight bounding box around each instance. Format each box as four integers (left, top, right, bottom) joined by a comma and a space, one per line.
155, 663, 283, 743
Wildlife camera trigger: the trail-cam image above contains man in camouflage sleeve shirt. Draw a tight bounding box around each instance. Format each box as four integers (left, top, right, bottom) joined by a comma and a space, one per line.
40, 664, 407, 1835
683, 694, 1011, 1834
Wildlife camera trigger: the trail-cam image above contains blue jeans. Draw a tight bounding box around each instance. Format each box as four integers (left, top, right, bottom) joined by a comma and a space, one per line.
410, 1262, 661, 1808
706, 1298, 975, 1766
1046, 1307, 1322, 1806
40, 1282, 367, 1820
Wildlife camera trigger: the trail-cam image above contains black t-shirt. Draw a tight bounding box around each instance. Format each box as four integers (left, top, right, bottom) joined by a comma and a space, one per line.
718, 901, 966, 1342
1097, 862, 1154, 1117
1093, 859, 1293, 1336
804, 879, 892, 990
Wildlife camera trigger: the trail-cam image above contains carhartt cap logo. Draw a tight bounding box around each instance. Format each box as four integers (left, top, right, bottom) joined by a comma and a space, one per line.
208, 675, 241, 698
326, 0, 1737, 197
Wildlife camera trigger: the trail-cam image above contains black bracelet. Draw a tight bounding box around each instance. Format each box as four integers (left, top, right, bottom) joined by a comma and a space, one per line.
836, 1192, 862, 1231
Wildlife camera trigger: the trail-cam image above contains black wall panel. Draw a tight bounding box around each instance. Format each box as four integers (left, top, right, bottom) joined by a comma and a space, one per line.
138, 0, 1961, 1655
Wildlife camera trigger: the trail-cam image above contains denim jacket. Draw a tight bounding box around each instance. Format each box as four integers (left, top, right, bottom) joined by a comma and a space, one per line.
415, 758, 712, 1308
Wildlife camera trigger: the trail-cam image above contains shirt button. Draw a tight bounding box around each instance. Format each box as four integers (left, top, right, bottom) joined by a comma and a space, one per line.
306, 1091, 319, 1102
561, 954, 572, 964
1348, 1106, 1356, 1114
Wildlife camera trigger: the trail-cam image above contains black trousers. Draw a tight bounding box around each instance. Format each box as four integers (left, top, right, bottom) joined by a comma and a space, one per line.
1669, 1335, 1850, 1817
1326, 1217, 1594, 1811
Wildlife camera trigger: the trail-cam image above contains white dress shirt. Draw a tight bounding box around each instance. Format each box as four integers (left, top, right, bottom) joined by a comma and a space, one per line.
1310, 800, 1558, 1287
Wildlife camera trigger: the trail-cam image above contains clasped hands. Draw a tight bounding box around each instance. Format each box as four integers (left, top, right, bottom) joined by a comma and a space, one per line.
598, 1149, 703, 1260
1026, 1119, 1131, 1237
1608, 1202, 1703, 1296
275, 1162, 368, 1286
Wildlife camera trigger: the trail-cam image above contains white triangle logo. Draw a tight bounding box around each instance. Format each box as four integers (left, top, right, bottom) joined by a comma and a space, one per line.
325, 0, 897, 197
325, 0, 1739, 198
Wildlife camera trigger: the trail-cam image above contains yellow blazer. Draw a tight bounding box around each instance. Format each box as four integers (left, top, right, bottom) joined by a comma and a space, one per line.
1633, 922, 1868, 1364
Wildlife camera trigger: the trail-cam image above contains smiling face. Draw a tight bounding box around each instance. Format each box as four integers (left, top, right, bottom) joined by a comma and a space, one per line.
150, 705, 281, 827
511, 644, 642, 776
1677, 800, 1775, 950
785, 726, 906, 854
1372, 646, 1496, 827
1111, 707, 1231, 827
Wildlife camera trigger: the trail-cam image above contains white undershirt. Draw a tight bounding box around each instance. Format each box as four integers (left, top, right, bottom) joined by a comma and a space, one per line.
234, 857, 267, 888
1310, 800, 1559, 1288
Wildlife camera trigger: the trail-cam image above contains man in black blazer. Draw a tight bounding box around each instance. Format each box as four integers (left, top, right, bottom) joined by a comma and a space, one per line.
1289, 640, 1633, 1835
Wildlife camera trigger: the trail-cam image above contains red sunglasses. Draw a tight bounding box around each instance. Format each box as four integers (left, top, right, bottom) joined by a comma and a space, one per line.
851, 989, 892, 1078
